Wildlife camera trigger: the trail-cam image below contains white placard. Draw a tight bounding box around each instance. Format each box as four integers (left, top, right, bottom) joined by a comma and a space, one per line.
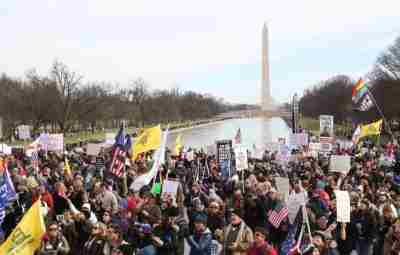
320, 115, 334, 137
334, 190, 350, 223
235, 146, 248, 171
18, 125, 31, 140
265, 142, 280, 152
105, 133, 115, 145
47, 134, 64, 152
275, 177, 290, 202
309, 143, 321, 151
330, 155, 351, 174
162, 179, 180, 200
186, 150, 194, 161
206, 144, 216, 155
87, 143, 102, 156
289, 133, 309, 147
287, 192, 307, 224
252, 147, 264, 159
0, 143, 12, 155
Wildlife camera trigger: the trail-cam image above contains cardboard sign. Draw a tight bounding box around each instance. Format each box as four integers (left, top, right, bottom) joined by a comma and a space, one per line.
287, 192, 307, 224
289, 133, 309, 147
47, 134, 64, 152
330, 155, 351, 174
87, 143, 102, 156
235, 146, 248, 171
334, 190, 350, 223
275, 177, 290, 202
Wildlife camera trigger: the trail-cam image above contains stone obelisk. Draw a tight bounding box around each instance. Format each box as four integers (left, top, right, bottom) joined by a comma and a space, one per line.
261, 23, 272, 111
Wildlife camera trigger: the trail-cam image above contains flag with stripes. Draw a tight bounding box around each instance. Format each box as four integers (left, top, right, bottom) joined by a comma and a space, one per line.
109, 127, 128, 178
268, 203, 289, 229
31, 150, 39, 171
110, 146, 127, 178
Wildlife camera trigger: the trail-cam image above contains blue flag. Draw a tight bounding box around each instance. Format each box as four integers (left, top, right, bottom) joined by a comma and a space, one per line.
115, 127, 125, 147
124, 134, 132, 153
0, 169, 17, 226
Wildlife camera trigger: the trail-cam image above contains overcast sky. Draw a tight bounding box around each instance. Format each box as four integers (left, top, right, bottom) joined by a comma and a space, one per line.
1, 0, 400, 104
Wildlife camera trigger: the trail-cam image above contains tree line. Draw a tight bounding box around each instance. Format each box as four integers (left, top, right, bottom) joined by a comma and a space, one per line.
0, 61, 241, 140
299, 36, 400, 127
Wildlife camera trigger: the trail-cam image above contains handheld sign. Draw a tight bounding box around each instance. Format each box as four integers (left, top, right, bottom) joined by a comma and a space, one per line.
330, 155, 351, 174
334, 190, 350, 223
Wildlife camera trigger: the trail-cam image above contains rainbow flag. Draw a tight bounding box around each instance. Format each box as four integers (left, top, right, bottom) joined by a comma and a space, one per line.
352, 79, 368, 103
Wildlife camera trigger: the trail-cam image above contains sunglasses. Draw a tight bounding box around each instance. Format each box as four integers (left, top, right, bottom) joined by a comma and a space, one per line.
49, 228, 58, 231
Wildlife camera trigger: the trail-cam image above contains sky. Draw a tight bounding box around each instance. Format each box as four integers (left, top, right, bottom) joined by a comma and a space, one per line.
1, 0, 400, 105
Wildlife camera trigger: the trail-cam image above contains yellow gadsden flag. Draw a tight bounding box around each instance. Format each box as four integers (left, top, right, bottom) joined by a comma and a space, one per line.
175, 134, 183, 155
360, 119, 383, 139
132, 125, 162, 160
0, 200, 46, 255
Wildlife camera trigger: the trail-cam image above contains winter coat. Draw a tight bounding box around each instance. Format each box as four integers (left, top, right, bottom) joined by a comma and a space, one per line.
222, 221, 254, 255
186, 228, 213, 255
38, 234, 70, 255
246, 242, 277, 255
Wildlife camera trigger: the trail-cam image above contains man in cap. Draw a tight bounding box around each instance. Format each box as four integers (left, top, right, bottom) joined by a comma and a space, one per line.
222, 209, 254, 255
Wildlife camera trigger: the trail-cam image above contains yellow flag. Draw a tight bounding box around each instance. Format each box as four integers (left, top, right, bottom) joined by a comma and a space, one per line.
0, 200, 46, 255
175, 134, 183, 155
64, 157, 71, 176
132, 125, 162, 160
360, 119, 383, 139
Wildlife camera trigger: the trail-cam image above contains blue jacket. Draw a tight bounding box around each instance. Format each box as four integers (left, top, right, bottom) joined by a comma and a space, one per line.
187, 228, 213, 255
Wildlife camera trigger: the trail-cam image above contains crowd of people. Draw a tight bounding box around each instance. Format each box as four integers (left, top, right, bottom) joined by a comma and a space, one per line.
0, 132, 400, 255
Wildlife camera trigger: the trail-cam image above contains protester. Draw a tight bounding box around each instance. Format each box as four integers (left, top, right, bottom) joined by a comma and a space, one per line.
0, 123, 400, 255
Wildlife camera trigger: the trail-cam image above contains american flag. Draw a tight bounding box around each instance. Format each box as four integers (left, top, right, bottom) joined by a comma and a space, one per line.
31, 150, 39, 171
110, 147, 126, 177
109, 127, 130, 178
280, 223, 301, 255
319, 136, 333, 143
268, 203, 289, 229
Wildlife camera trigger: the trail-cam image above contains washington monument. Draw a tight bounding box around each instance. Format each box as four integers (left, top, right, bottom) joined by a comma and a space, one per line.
261, 23, 274, 111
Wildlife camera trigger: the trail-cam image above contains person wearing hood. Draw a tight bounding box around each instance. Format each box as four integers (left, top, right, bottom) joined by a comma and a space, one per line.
186, 214, 213, 255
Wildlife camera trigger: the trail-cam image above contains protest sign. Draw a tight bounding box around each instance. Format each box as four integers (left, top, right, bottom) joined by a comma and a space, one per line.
87, 143, 102, 156
162, 179, 180, 198
217, 140, 232, 178
320, 115, 334, 137
18, 125, 31, 140
234, 146, 248, 171
289, 133, 308, 147
309, 143, 321, 152
275, 177, 290, 201
265, 142, 280, 152
206, 144, 216, 155
47, 134, 64, 152
334, 190, 350, 223
287, 192, 307, 224
0, 143, 12, 155
330, 155, 351, 174
105, 133, 115, 145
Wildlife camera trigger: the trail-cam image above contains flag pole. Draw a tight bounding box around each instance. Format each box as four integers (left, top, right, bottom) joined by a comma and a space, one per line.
366, 88, 394, 141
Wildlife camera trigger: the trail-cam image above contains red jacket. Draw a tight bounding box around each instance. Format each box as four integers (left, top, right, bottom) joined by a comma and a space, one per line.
247, 242, 277, 255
